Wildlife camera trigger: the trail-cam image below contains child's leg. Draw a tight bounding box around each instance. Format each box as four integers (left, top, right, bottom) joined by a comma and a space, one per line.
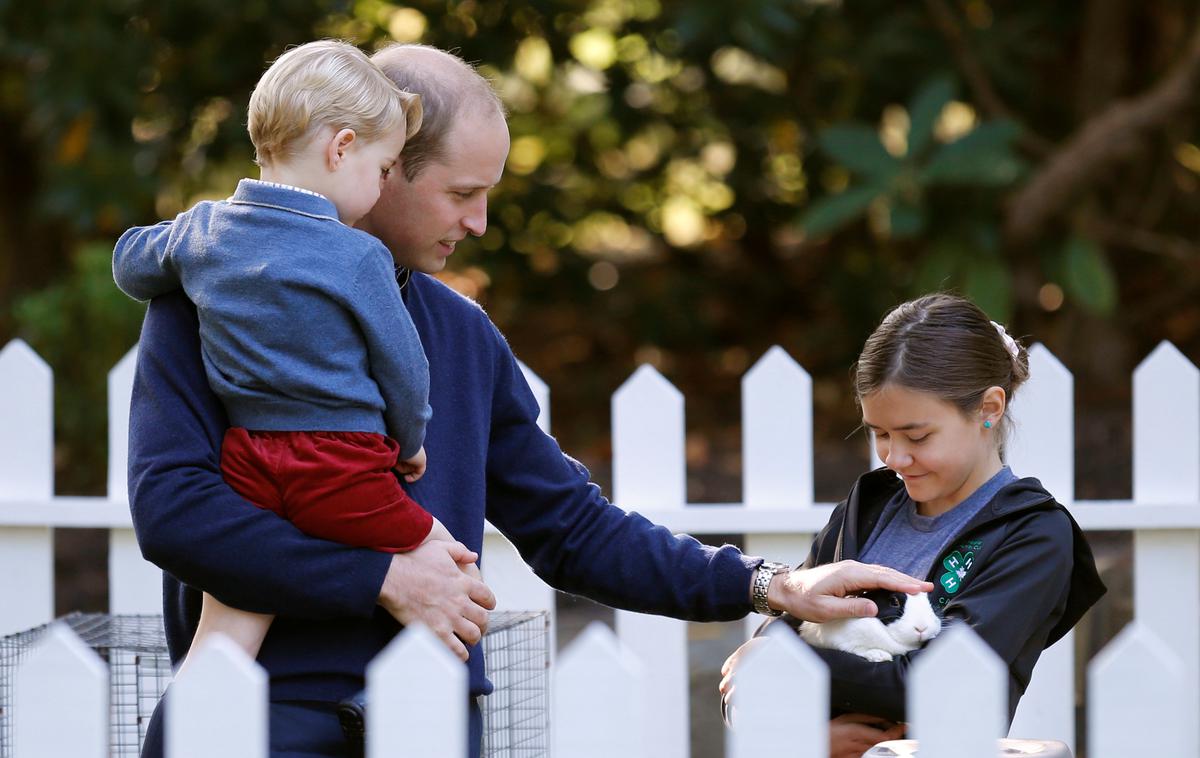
176, 591, 273, 678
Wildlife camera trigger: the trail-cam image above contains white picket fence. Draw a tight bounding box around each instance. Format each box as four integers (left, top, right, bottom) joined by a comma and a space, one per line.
1, 337, 1199, 757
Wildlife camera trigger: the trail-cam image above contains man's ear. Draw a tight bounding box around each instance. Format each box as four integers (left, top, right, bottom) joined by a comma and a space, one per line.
326, 128, 357, 170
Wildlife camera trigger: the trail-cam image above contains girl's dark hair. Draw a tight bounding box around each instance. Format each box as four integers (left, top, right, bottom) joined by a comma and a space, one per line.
852, 294, 1030, 430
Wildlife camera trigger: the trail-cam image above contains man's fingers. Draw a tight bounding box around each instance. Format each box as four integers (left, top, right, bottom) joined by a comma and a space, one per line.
437, 627, 469, 662
468, 579, 497, 611
811, 595, 879, 622
870, 565, 934, 594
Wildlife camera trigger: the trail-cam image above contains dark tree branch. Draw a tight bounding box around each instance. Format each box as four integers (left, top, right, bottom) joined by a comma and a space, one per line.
1006, 23, 1200, 245
922, 0, 1054, 156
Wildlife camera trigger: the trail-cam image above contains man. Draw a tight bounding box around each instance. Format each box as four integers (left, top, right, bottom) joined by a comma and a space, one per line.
133, 43, 931, 757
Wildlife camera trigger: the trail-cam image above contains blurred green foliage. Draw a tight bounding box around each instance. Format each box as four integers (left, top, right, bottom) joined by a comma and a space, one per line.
2, 0, 1199, 497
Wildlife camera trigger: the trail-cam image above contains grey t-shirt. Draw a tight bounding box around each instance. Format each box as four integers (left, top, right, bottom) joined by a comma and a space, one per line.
858, 467, 1017, 580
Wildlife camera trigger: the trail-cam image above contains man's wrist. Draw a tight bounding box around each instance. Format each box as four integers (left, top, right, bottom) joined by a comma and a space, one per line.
750, 561, 789, 616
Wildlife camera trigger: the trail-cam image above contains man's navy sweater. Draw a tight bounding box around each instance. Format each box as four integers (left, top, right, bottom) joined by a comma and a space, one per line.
128, 275, 758, 701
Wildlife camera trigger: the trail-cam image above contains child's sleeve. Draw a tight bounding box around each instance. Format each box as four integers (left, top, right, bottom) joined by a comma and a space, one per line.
112, 219, 181, 301
351, 250, 431, 460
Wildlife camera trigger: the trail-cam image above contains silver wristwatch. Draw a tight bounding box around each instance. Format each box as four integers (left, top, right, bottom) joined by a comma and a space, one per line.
752, 561, 790, 616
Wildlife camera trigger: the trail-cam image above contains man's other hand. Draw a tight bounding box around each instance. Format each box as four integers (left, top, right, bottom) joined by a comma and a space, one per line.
377, 540, 497, 661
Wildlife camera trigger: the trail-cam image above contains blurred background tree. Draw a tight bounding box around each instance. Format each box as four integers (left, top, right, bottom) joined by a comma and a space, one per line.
2, 0, 1197, 750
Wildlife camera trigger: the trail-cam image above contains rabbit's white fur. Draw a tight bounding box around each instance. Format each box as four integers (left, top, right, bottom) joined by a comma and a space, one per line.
799, 592, 942, 662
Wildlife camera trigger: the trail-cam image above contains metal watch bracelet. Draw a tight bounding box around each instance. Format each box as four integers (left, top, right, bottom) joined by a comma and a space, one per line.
752, 561, 789, 616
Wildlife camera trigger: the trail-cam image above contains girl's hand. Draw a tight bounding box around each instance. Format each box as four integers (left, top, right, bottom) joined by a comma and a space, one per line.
829, 713, 905, 758
395, 445, 427, 482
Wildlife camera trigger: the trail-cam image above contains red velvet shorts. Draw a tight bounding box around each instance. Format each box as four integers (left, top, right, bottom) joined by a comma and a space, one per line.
220, 428, 433, 553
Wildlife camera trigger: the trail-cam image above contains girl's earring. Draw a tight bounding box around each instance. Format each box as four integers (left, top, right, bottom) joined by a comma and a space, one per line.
983, 420, 993, 429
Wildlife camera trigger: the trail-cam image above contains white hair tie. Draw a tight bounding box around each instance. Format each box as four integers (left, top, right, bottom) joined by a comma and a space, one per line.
990, 320, 1020, 361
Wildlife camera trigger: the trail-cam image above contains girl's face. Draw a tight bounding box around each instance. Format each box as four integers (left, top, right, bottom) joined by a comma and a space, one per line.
861, 384, 1005, 516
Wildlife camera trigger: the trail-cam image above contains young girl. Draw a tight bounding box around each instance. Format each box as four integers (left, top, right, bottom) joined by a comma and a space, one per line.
721, 293, 1105, 758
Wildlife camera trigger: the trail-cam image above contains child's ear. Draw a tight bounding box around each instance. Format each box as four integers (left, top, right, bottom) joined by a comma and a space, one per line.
326, 128, 357, 170
980, 386, 1006, 427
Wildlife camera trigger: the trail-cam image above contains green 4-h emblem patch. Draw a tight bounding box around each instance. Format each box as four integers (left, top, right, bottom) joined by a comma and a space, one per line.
939, 550, 974, 594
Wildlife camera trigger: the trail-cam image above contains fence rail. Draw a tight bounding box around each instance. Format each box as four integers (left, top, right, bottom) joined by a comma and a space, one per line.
2, 337, 1198, 756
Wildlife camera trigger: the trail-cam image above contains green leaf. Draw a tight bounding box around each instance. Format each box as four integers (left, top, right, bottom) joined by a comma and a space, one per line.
798, 184, 883, 238
888, 199, 925, 239
920, 120, 1025, 186
907, 75, 956, 158
963, 256, 1012, 322
1063, 237, 1118, 315
818, 124, 900, 179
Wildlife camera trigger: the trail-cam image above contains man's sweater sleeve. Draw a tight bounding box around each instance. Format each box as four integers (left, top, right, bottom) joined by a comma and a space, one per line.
480, 323, 757, 622
128, 291, 392, 617
112, 220, 182, 302
350, 250, 431, 460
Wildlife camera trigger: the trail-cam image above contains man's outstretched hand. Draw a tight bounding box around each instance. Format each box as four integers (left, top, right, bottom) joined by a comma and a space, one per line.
377, 540, 497, 661
767, 560, 934, 622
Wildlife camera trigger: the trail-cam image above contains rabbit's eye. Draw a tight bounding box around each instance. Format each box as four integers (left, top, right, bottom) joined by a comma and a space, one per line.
890, 596, 902, 607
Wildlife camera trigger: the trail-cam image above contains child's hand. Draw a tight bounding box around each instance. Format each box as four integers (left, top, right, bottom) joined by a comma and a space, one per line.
395, 446, 427, 483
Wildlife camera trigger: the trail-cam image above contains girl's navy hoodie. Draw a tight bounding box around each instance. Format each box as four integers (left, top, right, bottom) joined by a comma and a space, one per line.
769, 467, 1106, 724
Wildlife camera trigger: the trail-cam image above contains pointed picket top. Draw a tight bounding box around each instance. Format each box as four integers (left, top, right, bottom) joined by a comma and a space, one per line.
910, 625, 1006, 758
727, 623, 828, 758
367, 622, 466, 758
1008, 631, 1075, 751
1089, 622, 1186, 758
555, 622, 646, 757
742, 346, 813, 509
612, 364, 685, 510
1008, 343, 1074, 503
108, 345, 139, 502
0, 339, 53, 500
517, 359, 550, 432
14, 623, 107, 758
1133, 341, 1199, 504
615, 610, 688, 758
168, 633, 268, 758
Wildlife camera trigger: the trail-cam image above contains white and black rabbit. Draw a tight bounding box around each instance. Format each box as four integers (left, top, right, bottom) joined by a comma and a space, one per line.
799, 588, 941, 662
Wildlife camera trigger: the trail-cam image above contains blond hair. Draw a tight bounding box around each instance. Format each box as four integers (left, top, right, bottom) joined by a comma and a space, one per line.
248, 39, 423, 166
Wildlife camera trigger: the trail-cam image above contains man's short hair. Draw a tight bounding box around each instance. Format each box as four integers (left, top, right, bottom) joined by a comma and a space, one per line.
248, 39, 422, 166
371, 44, 505, 181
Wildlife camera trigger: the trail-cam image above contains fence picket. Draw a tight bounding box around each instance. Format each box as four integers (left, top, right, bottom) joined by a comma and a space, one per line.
614, 611, 687, 758
726, 624, 826, 758
612, 365, 685, 510
107, 346, 161, 615
910, 625, 1006, 758
367, 623, 465, 758
485, 362, 555, 649
1007, 343, 1075, 748
1088, 623, 1185, 758
517, 359, 550, 432
554, 622, 645, 757
1133, 341, 1200, 758
0, 340, 54, 637
167, 633, 267, 758
13, 624, 107, 758
742, 347, 812, 509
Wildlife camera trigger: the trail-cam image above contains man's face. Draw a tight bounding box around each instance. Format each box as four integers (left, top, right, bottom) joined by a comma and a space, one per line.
360, 110, 510, 273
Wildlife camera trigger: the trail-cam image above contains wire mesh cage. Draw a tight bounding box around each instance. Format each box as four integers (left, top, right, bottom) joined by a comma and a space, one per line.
0, 613, 171, 758
0, 610, 550, 757
480, 611, 551, 757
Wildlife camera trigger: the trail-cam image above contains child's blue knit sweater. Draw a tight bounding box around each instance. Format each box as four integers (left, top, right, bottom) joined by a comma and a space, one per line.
113, 179, 430, 458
